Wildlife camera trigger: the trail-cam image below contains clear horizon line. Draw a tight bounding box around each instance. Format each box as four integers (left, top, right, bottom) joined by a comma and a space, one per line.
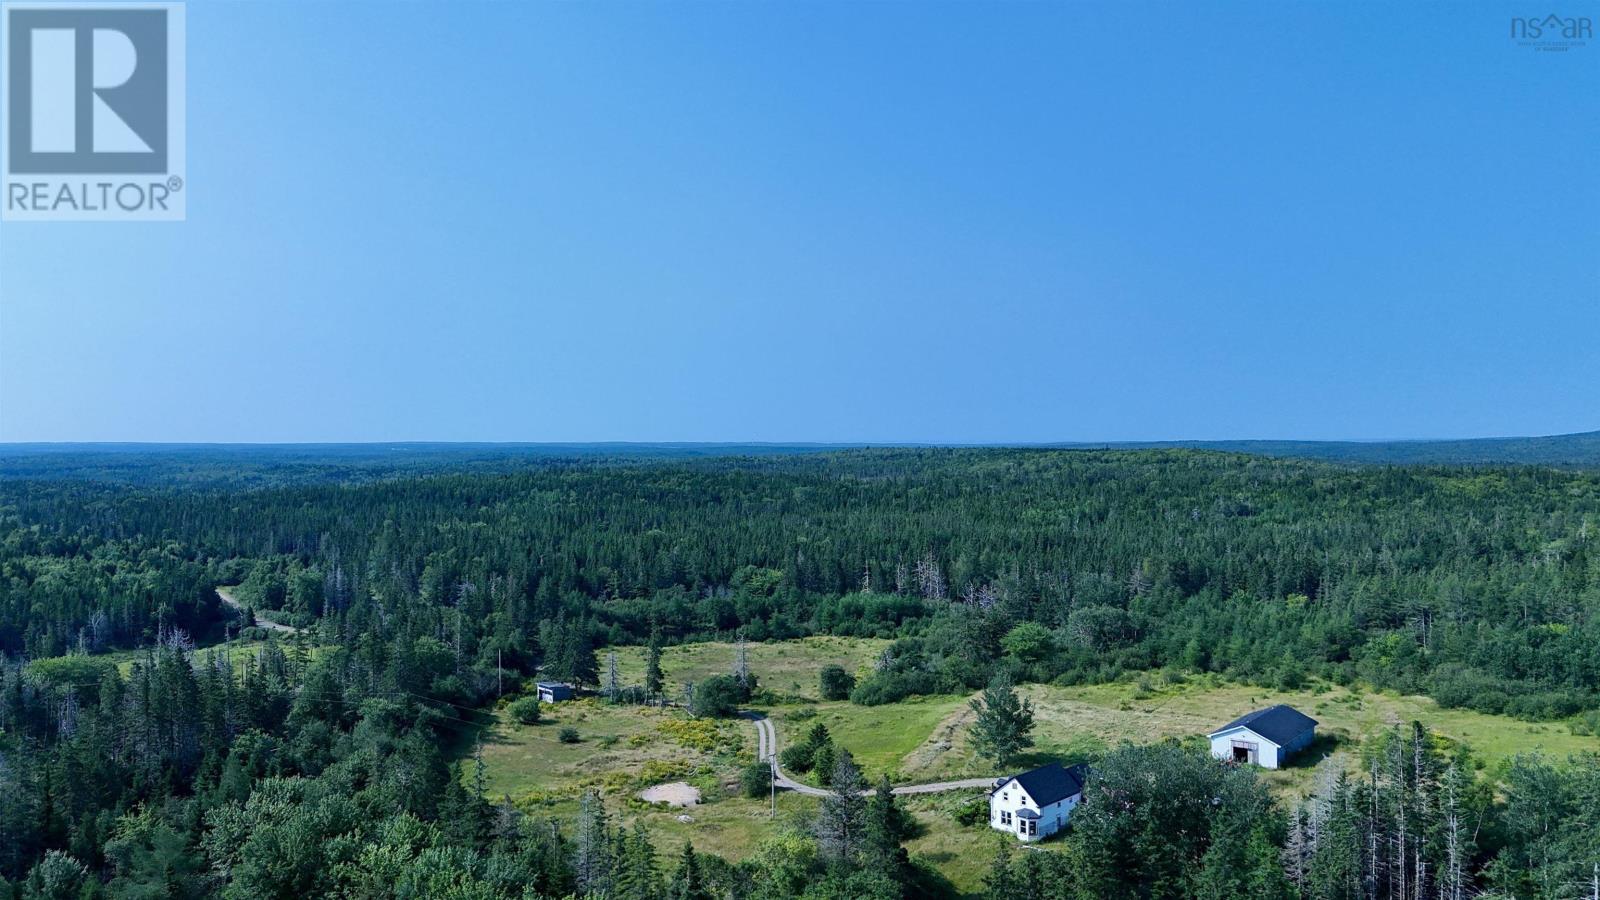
2, 429, 1595, 450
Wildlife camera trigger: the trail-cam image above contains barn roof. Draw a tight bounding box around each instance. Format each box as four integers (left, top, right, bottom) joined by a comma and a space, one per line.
1000, 762, 1088, 807
1211, 704, 1317, 745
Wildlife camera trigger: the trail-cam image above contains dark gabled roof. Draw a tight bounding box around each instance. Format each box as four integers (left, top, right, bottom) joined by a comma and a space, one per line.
1000, 762, 1088, 807
1211, 705, 1317, 745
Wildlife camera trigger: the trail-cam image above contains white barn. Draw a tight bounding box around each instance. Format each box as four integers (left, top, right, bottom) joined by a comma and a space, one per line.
1208, 704, 1317, 769
988, 762, 1087, 842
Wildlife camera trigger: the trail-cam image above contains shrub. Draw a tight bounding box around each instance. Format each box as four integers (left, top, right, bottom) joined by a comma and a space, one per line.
849, 669, 941, 706
819, 665, 856, 701
951, 795, 988, 826
1001, 622, 1055, 662
691, 674, 750, 718
740, 761, 773, 798
508, 696, 541, 725
640, 759, 693, 783
658, 717, 729, 752
779, 743, 815, 774
558, 727, 580, 744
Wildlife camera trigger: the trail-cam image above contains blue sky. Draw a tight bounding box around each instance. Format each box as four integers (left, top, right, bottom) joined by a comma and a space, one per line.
1, 1, 1596, 443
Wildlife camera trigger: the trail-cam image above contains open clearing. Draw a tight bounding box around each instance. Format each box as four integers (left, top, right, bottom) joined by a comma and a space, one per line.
879, 675, 1600, 791
477, 697, 749, 804
475, 638, 1600, 897
611, 635, 890, 702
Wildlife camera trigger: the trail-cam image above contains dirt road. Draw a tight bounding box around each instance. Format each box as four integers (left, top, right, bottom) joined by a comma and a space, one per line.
744, 712, 996, 798
215, 586, 303, 635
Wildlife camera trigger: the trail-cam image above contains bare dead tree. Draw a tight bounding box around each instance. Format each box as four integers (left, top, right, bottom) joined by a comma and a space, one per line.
732, 632, 750, 690
914, 553, 946, 601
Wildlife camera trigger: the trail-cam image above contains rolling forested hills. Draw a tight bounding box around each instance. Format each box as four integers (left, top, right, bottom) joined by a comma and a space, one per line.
1060, 428, 1600, 467
3, 428, 1596, 489
1, 446, 1597, 897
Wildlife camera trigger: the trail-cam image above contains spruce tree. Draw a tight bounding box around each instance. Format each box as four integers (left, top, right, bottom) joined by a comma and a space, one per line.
604, 652, 621, 704
644, 628, 665, 700
669, 842, 708, 900
572, 790, 613, 895
968, 673, 1035, 769
816, 749, 867, 862
865, 774, 914, 884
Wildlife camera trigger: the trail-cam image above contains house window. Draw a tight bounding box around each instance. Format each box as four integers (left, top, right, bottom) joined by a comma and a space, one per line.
1000, 811, 1011, 826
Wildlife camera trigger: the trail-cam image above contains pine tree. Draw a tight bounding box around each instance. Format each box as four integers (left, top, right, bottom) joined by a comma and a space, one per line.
968, 673, 1035, 768
732, 631, 750, 691
816, 749, 867, 862
613, 822, 660, 900
865, 773, 914, 884
813, 742, 837, 788
604, 652, 621, 704
669, 842, 709, 900
573, 790, 613, 894
645, 628, 665, 700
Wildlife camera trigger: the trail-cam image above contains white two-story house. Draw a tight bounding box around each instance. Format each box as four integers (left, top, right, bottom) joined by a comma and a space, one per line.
988, 761, 1088, 842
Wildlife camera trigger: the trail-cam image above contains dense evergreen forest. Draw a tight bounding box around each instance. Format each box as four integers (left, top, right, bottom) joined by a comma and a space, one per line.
0, 448, 1597, 898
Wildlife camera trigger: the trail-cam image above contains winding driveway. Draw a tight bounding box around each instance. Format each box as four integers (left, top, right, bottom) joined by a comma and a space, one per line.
216, 587, 303, 635
743, 712, 997, 798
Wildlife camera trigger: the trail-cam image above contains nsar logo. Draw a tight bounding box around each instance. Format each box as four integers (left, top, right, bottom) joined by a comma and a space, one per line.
1510, 13, 1592, 51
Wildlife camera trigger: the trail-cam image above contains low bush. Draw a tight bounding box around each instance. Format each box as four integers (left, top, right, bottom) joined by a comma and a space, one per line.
658, 717, 733, 752
819, 665, 856, 701
849, 669, 941, 706
779, 744, 815, 774
951, 795, 988, 827
508, 696, 541, 725
740, 761, 772, 798
558, 727, 580, 744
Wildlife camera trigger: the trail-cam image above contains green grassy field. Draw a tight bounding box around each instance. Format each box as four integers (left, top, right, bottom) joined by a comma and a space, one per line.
475, 637, 1600, 898
478, 697, 750, 803
884, 675, 1600, 794
775, 695, 970, 782
610, 635, 890, 702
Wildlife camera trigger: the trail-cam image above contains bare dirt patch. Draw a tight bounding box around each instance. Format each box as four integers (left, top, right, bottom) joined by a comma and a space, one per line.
639, 782, 701, 807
